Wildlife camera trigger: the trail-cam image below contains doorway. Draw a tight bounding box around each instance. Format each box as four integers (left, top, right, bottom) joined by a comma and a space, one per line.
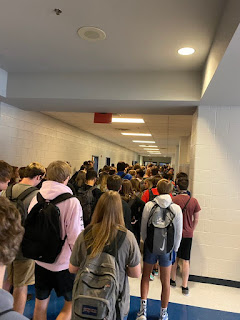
106, 157, 110, 166
92, 156, 99, 172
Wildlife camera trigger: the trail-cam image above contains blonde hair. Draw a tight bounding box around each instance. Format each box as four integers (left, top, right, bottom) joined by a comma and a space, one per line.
46, 161, 71, 183
157, 178, 173, 195
85, 191, 126, 258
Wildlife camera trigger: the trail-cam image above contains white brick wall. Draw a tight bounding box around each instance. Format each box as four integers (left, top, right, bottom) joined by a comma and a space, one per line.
190, 106, 240, 281
0, 103, 139, 171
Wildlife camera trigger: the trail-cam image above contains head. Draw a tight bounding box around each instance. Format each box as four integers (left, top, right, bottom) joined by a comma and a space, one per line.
46, 161, 71, 184
80, 165, 87, 172
86, 170, 97, 182
102, 165, 110, 173
9, 166, 20, 185
157, 179, 173, 195
117, 161, 126, 172
24, 162, 46, 186
177, 177, 189, 191
75, 170, 86, 187
98, 172, 109, 192
128, 169, 136, 177
152, 176, 161, 188
107, 175, 122, 192
175, 172, 188, 185
136, 169, 144, 179
18, 167, 26, 180
109, 167, 117, 175
0, 197, 24, 266
133, 163, 141, 170
130, 178, 141, 193
0, 160, 12, 191
144, 177, 153, 190
85, 191, 126, 258
151, 166, 159, 176
120, 179, 133, 198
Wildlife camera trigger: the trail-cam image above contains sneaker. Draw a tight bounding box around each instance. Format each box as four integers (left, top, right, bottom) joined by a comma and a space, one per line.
153, 268, 159, 276
150, 273, 154, 281
170, 279, 176, 287
159, 312, 168, 320
181, 286, 189, 295
136, 309, 146, 320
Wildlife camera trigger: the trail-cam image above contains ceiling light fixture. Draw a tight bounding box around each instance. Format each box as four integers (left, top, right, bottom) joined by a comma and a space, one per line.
178, 47, 195, 55
139, 145, 159, 148
133, 140, 155, 143
112, 118, 145, 123
121, 133, 151, 136
144, 148, 160, 151
77, 27, 106, 41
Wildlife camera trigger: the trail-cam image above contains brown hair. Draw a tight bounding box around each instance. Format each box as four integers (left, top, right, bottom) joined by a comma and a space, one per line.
46, 161, 71, 183
130, 178, 141, 193
0, 197, 24, 265
157, 179, 173, 195
85, 191, 126, 258
98, 172, 109, 192
24, 162, 46, 179
107, 175, 122, 191
128, 169, 136, 177
0, 160, 13, 182
75, 170, 86, 188
120, 179, 134, 202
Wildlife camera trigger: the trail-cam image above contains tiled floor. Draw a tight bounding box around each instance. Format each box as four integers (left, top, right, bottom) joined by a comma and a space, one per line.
24, 273, 240, 320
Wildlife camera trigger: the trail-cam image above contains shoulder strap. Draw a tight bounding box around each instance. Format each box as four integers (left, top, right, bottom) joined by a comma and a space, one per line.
36, 192, 74, 205
149, 188, 154, 200
0, 309, 14, 316
17, 186, 38, 201
5, 184, 13, 200
182, 196, 191, 212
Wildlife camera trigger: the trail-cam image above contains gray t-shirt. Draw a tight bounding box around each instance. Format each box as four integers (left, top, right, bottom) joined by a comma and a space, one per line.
2, 183, 39, 260
70, 229, 141, 317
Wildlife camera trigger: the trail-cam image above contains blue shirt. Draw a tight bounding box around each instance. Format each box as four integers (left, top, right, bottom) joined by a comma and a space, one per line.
117, 171, 132, 180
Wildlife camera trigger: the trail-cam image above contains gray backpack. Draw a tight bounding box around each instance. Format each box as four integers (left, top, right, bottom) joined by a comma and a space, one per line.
146, 201, 175, 255
72, 228, 126, 320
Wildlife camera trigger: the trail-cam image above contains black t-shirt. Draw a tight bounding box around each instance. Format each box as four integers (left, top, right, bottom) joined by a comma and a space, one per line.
122, 199, 133, 232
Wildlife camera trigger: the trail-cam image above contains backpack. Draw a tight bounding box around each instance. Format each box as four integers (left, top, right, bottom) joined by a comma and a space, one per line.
146, 201, 175, 255
6, 185, 38, 225
77, 186, 97, 227
22, 192, 74, 263
149, 188, 158, 201
72, 228, 126, 320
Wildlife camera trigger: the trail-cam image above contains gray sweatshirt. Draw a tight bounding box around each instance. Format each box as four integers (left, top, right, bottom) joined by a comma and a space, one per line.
0, 289, 28, 319
141, 194, 183, 252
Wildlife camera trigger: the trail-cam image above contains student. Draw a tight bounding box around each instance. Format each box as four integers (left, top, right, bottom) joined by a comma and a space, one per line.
116, 161, 132, 180
0, 197, 28, 319
137, 179, 183, 320
69, 191, 141, 320
107, 175, 132, 232
3, 162, 46, 315
171, 177, 201, 295
0, 160, 12, 194
28, 161, 84, 320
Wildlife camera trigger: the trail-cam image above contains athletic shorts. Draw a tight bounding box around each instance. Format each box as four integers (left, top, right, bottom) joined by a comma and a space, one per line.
7, 259, 35, 287
35, 264, 75, 301
143, 242, 172, 267
177, 238, 192, 260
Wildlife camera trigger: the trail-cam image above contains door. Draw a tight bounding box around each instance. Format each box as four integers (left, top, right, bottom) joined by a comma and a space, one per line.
106, 157, 110, 166
92, 156, 99, 172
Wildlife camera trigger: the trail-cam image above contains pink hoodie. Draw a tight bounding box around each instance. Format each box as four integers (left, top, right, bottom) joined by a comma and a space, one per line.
28, 180, 84, 272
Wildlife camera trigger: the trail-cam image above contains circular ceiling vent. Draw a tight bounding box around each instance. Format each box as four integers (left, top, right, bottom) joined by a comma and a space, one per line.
77, 27, 106, 41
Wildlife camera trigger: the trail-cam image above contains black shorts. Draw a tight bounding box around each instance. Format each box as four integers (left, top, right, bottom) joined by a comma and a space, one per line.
35, 264, 75, 301
177, 238, 192, 260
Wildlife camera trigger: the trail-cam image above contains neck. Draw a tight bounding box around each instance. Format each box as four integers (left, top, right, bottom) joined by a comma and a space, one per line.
0, 265, 6, 289
86, 180, 95, 187
20, 177, 34, 186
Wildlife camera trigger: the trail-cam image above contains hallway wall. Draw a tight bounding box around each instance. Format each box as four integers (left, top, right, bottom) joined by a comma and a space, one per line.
0, 103, 138, 171
190, 106, 240, 282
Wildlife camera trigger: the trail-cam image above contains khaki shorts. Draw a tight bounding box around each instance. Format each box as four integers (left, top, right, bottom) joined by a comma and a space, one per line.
7, 259, 35, 287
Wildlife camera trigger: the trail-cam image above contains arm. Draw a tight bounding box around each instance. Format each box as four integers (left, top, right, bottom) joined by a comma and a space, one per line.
193, 211, 200, 231
66, 199, 84, 250
127, 263, 141, 278
172, 204, 183, 252
69, 263, 79, 274
140, 202, 152, 242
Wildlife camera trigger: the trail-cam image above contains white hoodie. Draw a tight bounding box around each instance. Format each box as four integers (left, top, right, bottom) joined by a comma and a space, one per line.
141, 194, 183, 252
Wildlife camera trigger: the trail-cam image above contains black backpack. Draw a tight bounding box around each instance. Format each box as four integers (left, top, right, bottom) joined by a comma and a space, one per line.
146, 201, 175, 255
6, 185, 38, 225
22, 192, 74, 263
77, 186, 97, 227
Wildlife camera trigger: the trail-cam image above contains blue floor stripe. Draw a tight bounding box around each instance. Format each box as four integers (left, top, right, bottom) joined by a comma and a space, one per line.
24, 286, 240, 320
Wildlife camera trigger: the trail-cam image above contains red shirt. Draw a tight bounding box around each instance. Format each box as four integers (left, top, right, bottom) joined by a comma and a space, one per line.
173, 195, 201, 238
141, 188, 159, 203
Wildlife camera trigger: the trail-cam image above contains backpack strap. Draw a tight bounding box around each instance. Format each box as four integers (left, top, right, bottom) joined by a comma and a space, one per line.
5, 184, 14, 200
149, 188, 154, 201
182, 196, 191, 212
37, 192, 75, 205
0, 309, 14, 316
17, 186, 38, 201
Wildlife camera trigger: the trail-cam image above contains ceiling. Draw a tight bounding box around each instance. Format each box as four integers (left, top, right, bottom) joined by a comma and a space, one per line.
43, 112, 192, 156
0, 0, 240, 157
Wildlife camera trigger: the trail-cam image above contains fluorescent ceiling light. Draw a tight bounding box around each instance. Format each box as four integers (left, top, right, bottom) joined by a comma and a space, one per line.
133, 140, 155, 143
147, 151, 161, 153
144, 148, 160, 151
148, 152, 161, 154
178, 47, 195, 55
112, 118, 144, 123
139, 145, 159, 148
121, 133, 151, 136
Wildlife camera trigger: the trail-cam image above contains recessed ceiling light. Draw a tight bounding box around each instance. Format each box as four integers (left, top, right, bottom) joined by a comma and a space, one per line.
121, 133, 151, 136
139, 145, 159, 148
178, 47, 195, 55
77, 26, 106, 41
133, 140, 155, 143
112, 118, 145, 123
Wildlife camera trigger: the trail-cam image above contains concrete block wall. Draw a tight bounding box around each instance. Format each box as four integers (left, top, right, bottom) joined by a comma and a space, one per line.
0, 103, 139, 172
189, 106, 240, 282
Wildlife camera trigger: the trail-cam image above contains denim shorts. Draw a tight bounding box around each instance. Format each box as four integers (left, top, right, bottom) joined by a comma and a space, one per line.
143, 242, 172, 267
